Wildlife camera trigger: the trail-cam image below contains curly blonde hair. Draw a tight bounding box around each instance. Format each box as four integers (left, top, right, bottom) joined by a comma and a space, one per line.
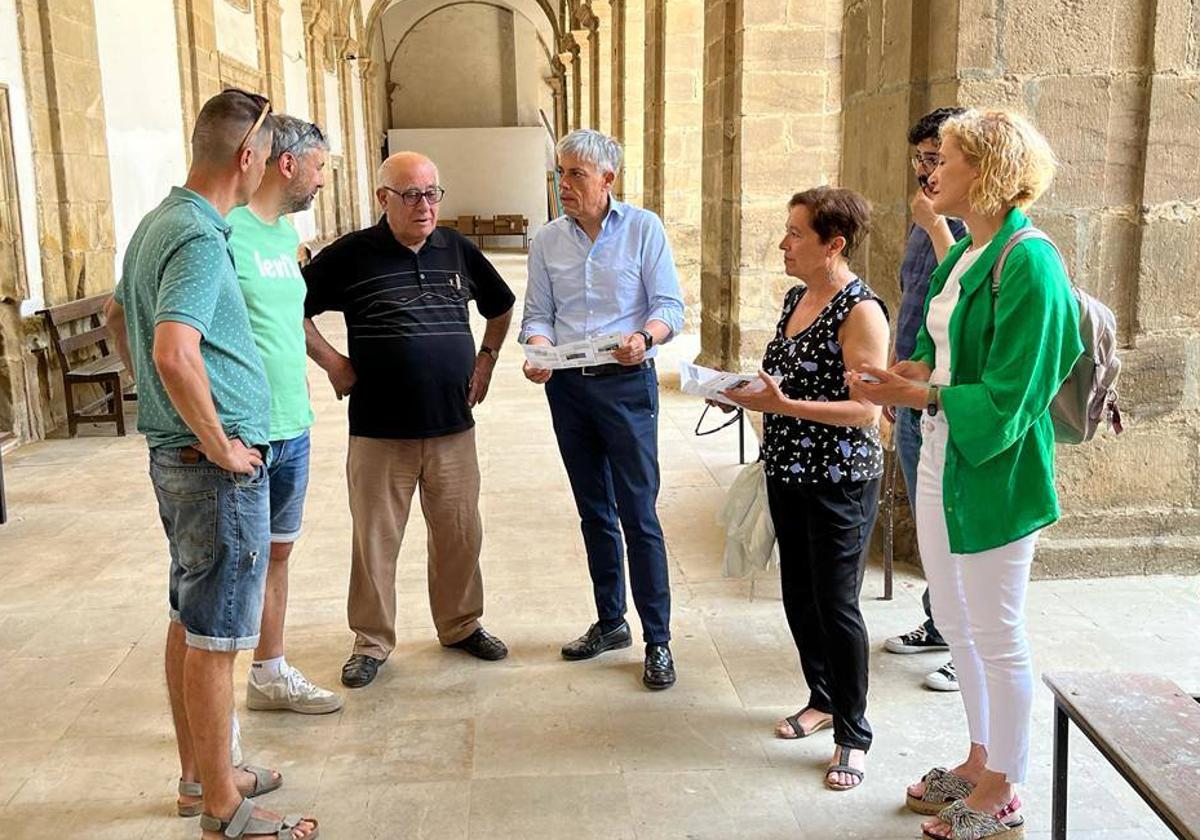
940, 109, 1057, 215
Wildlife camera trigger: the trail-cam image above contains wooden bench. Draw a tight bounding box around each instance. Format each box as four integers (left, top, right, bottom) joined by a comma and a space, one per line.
439, 215, 530, 249
39, 294, 135, 436
1044, 671, 1200, 839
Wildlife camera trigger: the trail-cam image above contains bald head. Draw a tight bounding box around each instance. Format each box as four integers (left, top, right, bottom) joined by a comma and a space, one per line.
376, 152, 438, 191
375, 151, 442, 249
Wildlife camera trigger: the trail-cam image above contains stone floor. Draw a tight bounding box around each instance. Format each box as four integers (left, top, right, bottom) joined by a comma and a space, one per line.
1, 252, 1197, 839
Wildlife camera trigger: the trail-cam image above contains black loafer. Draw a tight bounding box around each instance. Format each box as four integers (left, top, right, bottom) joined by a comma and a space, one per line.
643, 643, 676, 690
446, 627, 509, 661
561, 621, 632, 661
341, 653, 383, 688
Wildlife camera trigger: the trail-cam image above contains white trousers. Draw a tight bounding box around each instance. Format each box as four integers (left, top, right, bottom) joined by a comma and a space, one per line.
915, 412, 1037, 784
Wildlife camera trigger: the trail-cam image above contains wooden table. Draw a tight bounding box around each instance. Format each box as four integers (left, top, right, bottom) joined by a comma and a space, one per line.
1044, 671, 1200, 839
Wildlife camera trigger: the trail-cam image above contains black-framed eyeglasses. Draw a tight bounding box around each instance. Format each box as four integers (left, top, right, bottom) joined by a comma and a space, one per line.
277, 122, 326, 160
911, 152, 941, 171
382, 185, 446, 206
224, 88, 272, 153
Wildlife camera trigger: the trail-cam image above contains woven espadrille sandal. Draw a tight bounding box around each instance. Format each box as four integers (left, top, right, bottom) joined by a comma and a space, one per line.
922, 795, 1024, 840
906, 766, 976, 815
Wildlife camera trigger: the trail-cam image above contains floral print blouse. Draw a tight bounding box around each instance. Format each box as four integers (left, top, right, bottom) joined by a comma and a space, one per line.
760, 278, 886, 485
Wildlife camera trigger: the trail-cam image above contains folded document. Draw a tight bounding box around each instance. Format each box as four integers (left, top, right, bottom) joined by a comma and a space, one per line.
678, 361, 780, 407
522, 333, 623, 370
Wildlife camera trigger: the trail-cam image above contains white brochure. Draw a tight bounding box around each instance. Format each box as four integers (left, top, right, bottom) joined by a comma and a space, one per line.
678, 361, 781, 407
522, 332, 624, 370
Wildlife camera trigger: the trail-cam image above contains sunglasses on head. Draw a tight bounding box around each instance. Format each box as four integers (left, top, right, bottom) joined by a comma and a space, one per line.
224, 88, 272, 153
278, 122, 326, 159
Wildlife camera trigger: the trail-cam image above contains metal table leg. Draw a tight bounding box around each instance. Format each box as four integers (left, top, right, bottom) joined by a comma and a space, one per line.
1052, 700, 1069, 840
0, 441, 7, 525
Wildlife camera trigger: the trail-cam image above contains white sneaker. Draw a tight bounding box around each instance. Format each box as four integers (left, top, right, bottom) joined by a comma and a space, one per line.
246, 665, 344, 714
924, 660, 960, 692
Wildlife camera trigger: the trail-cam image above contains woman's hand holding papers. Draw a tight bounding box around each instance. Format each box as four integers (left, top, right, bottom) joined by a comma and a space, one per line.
721, 370, 789, 414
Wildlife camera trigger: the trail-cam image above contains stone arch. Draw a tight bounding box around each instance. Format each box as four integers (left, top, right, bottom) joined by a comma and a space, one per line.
383, 1, 557, 130
386, 1, 555, 66
364, 0, 561, 50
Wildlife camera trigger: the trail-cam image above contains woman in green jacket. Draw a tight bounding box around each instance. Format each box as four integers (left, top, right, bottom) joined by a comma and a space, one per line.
850, 109, 1082, 840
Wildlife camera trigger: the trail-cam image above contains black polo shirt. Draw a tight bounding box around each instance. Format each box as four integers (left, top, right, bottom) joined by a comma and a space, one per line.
303, 220, 515, 439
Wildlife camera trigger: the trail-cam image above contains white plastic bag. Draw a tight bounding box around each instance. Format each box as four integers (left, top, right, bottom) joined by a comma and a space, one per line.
718, 461, 779, 578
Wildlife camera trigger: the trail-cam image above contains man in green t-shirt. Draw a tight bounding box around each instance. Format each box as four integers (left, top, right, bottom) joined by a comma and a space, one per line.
227, 115, 342, 714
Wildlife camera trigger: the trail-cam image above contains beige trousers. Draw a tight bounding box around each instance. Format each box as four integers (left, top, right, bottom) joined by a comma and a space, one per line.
346, 429, 484, 658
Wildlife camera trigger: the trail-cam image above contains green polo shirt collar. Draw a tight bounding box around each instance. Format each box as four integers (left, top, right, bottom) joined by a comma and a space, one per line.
167, 186, 231, 237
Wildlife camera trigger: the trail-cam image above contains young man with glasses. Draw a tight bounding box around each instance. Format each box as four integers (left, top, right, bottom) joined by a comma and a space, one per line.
104, 90, 319, 839
303, 151, 515, 689
882, 107, 967, 693
521, 129, 686, 690
226, 114, 343, 716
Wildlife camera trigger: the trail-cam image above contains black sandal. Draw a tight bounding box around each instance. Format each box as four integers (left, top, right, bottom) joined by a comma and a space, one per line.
777, 707, 833, 740
825, 745, 865, 791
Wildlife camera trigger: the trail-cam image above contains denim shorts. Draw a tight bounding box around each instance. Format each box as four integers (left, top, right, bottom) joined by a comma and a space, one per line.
268, 430, 310, 543
149, 446, 271, 652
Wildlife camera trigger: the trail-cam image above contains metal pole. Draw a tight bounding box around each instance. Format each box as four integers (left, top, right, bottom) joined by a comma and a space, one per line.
737, 409, 745, 465
0, 441, 7, 525
1051, 701, 1069, 840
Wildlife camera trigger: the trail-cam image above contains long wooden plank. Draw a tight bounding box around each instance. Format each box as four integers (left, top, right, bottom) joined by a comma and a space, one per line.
67, 355, 123, 378
40, 293, 108, 325
59, 325, 110, 356
1044, 671, 1200, 839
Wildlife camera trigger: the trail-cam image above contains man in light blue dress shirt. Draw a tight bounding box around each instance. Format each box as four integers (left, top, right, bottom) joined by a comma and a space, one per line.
522, 129, 686, 691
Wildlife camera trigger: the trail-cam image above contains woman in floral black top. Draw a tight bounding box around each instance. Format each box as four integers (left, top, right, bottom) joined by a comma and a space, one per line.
723, 186, 889, 792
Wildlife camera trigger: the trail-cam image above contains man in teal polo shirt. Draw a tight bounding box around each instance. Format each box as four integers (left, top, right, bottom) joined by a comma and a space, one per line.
228, 114, 342, 715
105, 90, 318, 839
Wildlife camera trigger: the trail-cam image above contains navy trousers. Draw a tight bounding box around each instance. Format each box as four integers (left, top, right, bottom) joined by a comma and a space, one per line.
545, 364, 671, 643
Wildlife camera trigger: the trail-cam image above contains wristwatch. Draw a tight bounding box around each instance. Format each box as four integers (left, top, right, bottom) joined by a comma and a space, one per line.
926, 384, 940, 416
636, 329, 654, 349
479, 344, 498, 361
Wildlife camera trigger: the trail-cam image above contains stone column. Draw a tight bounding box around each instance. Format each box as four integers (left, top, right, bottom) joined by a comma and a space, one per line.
561, 40, 581, 131
620, 0, 644, 205
573, 27, 593, 129
302, 3, 335, 240
593, 0, 612, 135
549, 57, 569, 138
336, 36, 362, 230
698, 0, 841, 369
641, 0, 664, 214
14, 0, 118, 307
256, 0, 287, 109
1019, 0, 1200, 575
358, 55, 382, 176
173, 0, 222, 161
838, 0, 1200, 575
608, 0, 625, 139
661, 0, 705, 321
